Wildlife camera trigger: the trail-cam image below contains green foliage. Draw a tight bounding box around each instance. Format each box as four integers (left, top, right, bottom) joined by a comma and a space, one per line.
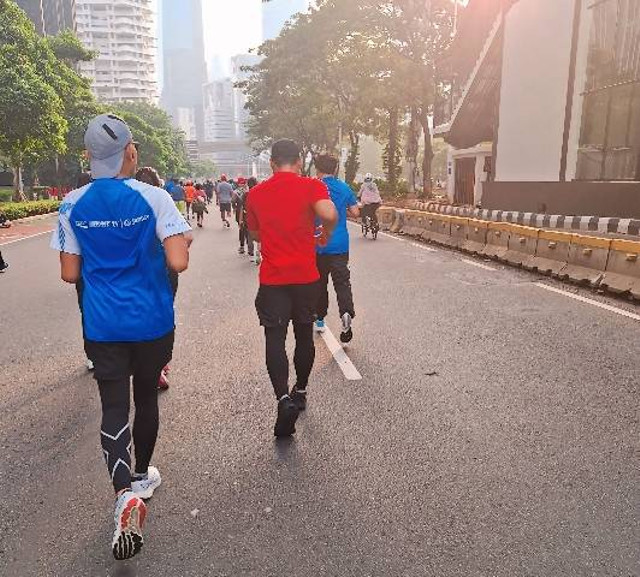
0, 2, 68, 182
241, 0, 455, 189
112, 102, 190, 178
47, 30, 97, 64
0, 199, 60, 220
190, 158, 217, 179
0, 188, 13, 202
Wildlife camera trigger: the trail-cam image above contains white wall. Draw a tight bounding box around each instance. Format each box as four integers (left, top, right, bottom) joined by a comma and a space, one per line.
565, 1, 592, 180
495, 0, 576, 182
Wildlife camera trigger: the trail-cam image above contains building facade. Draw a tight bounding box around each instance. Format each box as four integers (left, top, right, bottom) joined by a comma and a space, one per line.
201, 54, 262, 177
262, 0, 310, 41
75, 0, 157, 103
160, 0, 206, 143
436, 0, 640, 218
16, 0, 76, 36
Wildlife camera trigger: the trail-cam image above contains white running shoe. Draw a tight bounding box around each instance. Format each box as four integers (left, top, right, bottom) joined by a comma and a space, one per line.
340, 313, 353, 344
131, 466, 162, 500
112, 491, 147, 561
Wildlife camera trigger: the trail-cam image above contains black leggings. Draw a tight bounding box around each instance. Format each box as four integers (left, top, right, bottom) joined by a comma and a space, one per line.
86, 332, 173, 493
98, 373, 159, 493
265, 323, 315, 399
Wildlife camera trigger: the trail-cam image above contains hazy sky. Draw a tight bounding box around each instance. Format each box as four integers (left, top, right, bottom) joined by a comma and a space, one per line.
202, 0, 263, 62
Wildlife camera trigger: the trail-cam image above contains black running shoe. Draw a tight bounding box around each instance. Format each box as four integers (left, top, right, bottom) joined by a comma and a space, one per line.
290, 387, 307, 411
274, 396, 299, 437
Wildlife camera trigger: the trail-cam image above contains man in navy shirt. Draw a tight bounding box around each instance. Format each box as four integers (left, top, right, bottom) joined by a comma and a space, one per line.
51, 114, 191, 561
314, 155, 359, 343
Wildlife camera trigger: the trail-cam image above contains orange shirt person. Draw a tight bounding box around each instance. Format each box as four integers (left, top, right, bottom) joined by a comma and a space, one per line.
184, 181, 197, 220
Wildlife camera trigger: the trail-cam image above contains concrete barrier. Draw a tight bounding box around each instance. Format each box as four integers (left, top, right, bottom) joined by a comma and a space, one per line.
449, 216, 469, 249
481, 222, 511, 260
600, 239, 640, 299
378, 207, 395, 231
502, 225, 539, 269
427, 214, 454, 246
529, 230, 573, 276
379, 206, 639, 300
462, 220, 489, 255
558, 235, 611, 286
420, 214, 441, 243
402, 210, 428, 237
390, 209, 405, 233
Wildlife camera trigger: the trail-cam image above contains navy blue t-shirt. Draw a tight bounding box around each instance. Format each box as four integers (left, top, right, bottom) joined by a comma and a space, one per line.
317, 176, 358, 256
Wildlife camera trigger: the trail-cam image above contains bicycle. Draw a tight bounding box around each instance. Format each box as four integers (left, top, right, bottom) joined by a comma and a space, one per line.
361, 214, 379, 240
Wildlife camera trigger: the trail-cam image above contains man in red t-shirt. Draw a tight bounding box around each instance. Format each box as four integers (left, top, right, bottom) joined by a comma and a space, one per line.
247, 139, 338, 437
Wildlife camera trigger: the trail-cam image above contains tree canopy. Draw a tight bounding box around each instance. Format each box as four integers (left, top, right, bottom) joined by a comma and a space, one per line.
241, 0, 455, 194
1, 0, 190, 192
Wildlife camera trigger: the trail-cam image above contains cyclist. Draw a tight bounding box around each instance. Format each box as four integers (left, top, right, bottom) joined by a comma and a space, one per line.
359, 173, 382, 231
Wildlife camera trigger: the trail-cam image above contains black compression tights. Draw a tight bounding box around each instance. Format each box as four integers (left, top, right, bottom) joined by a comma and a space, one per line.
97, 373, 160, 494
264, 323, 315, 399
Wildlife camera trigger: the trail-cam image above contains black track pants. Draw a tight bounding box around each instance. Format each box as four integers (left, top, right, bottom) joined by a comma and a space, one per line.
264, 323, 315, 399
316, 253, 355, 320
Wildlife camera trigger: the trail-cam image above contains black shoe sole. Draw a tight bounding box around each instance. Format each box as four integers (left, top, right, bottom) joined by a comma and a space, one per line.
274, 404, 300, 437
340, 328, 353, 344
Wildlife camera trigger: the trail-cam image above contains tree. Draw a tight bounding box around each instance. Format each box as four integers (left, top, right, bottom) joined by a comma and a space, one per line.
112, 101, 190, 178
0, 1, 67, 197
190, 159, 217, 179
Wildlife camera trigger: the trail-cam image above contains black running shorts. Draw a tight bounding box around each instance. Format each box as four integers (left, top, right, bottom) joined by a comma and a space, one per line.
220, 202, 232, 214
255, 283, 319, 327
84, 330, 175, 381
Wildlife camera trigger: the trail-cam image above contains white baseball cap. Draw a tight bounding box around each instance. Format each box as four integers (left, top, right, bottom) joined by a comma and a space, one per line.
84, 114, 134, 179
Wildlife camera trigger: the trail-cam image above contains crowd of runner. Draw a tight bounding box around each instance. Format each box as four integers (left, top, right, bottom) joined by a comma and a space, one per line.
46, 113, 383, 561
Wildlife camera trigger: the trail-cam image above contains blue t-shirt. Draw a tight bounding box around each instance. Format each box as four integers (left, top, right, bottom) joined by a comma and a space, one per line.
51, 178, 191, 342
317, 176, 358, 256
167, 182, 185, 202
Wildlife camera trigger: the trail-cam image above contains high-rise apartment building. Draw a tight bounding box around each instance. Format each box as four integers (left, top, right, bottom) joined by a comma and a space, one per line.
75, 0, 157, 103
15, 0, 76, 36
261, 0, 310, 41
161, 0, 207, 143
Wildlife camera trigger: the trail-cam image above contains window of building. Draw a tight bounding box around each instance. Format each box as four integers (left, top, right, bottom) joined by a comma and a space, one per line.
577, 0, 640, 180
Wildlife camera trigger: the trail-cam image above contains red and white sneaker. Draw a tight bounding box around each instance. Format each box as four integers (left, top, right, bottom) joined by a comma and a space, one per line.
111, 491, 147, 561
158, 372, 169, 391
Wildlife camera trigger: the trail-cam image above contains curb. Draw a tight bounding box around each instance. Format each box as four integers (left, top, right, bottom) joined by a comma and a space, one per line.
377, 207, 640, 301
413, 202, 640, 238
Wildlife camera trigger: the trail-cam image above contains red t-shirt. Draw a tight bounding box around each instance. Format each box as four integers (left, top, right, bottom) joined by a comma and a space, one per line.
247, 172, 329, 286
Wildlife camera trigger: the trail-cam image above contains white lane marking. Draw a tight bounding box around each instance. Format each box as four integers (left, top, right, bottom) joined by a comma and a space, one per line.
319, 327, 363, 381
535, 283, 640, 322
377, 231, 437, 252
0, 229, 54, 246
460, 258, 497, 271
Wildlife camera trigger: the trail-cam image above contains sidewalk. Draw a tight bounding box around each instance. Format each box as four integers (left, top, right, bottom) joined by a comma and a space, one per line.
0, 213, 57, 246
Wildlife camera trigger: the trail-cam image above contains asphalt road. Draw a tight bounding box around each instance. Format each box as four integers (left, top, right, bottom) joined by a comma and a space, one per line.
0, 214, 638, 577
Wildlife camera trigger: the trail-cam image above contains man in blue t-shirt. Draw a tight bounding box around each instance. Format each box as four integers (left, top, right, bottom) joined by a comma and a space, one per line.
51, 114, 191, 561
314, 155, 360, 343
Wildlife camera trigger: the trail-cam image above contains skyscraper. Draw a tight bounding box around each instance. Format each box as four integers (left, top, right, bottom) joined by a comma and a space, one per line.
75, 0, 157, 103
261, 0, 310, 41
161, 0, 207, 143
15, 0, 76, 36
